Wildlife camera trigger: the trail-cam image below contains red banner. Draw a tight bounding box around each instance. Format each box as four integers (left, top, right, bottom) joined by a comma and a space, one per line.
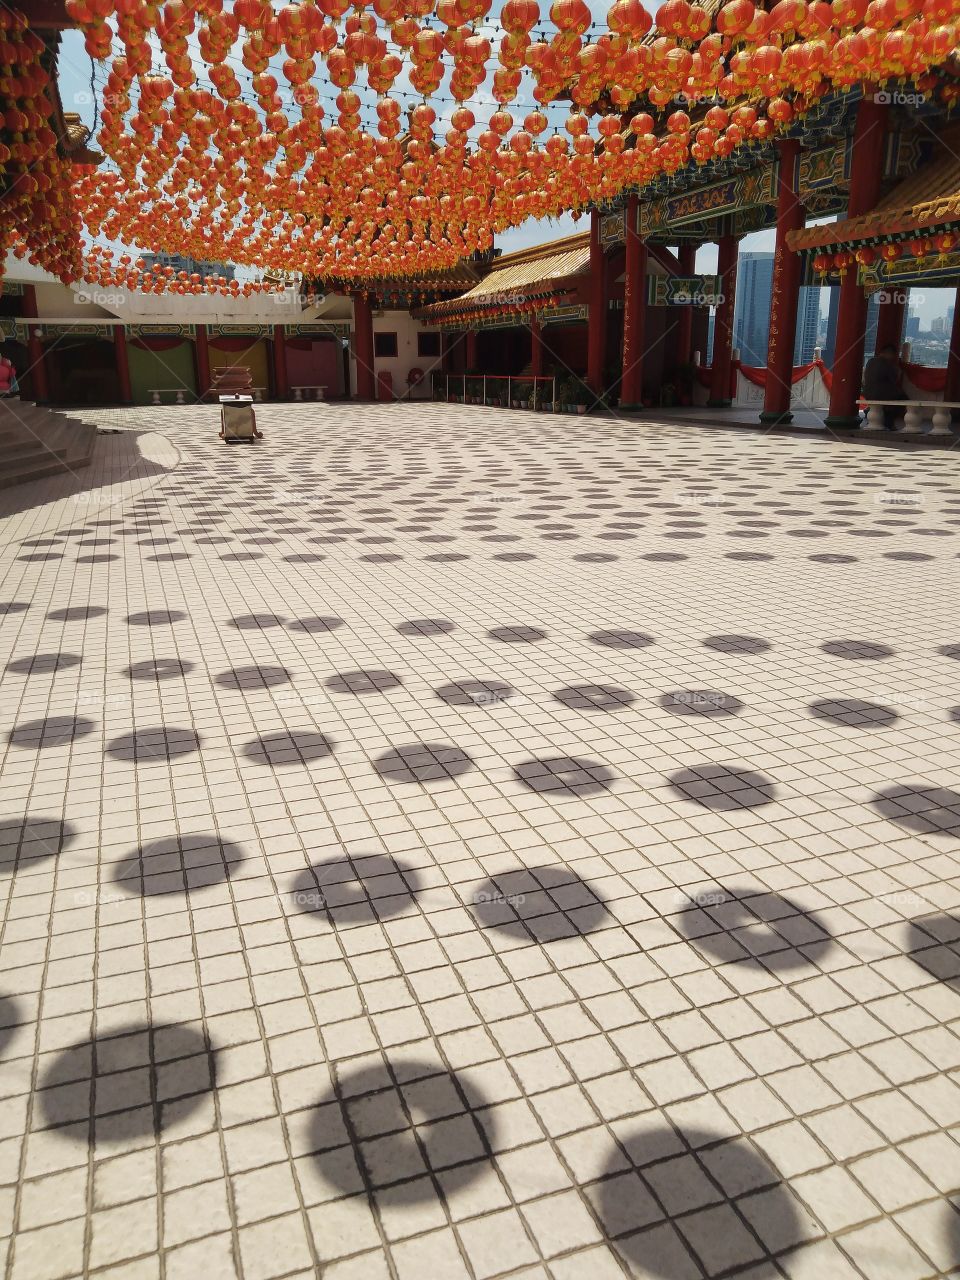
902, 361, 947, 393
698, 359, 834, 393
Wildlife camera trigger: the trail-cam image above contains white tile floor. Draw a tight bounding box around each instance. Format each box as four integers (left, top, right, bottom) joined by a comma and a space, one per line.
1, 402, 960, 1279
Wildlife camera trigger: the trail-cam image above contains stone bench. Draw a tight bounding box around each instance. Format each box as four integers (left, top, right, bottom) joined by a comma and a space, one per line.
862, 400, 958, 437
291, 386, 326, 401
149, 389, 188, 406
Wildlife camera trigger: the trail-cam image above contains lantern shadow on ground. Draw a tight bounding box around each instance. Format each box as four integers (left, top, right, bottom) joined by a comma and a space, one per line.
37, 1023, 216, 1145
0, 815, 77, 872
871, 784, 960, 838
470, 864, 610, 943
591, 1125, 804, 1279
674, 886, 835, 973
310, 1058, 497, 1209
290, 853, 423, 925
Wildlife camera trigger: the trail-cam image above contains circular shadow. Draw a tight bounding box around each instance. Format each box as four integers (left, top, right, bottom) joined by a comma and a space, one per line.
0, 994, 24, 1057
37, 1022, 216, 1144
675, 886, 834, 972
125, 658, 193, 682
668, 764, 777, 811
820, 640, 895, 660
435, 680, 516, 707
871, 784, 960, 838
660, 690, 744, 717
0, 815, 77, 871
396, 619, 456, 636
113, 833, 246, 896
242, 731, 335, 768
47, 606, 108, 622
106, 727, 201, 763
125, 610, 187, 626
702, 634, 770, 655
554, 685, 636, 711
6, 652, 82, 675
937, 645, 960, 661
487, 626, 548, 644
288, 616, 345, 633
290, 853, 422, 923
594, 1126, 800, 1279
0, 602, 30, 616
7, 716, 95, 750
374, 743, 474, 784
906, 914, 960, 992
326, 670, 403, 695
588, 630, 654, 650
214, 665, 292, 691
808, 698, 899, 728
229, 613, 286, 630
514, 756, 616, 796
310, 1059, 496, 1207
471, 865, 609, 943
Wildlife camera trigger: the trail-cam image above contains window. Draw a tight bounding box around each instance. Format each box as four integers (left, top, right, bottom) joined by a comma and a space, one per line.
417, 331, 441, 357
374, 331, 398, 358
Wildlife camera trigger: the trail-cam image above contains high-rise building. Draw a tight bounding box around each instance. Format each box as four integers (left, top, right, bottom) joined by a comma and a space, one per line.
906, 313, 921, 339
140, 253, 236, 281
824, 286, 840, 364
793, 287, 821, 364
931, 315, 946, 336
732, 252, 775, 365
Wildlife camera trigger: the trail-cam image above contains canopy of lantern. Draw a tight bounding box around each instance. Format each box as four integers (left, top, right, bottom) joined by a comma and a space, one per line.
6, 0, 960, 290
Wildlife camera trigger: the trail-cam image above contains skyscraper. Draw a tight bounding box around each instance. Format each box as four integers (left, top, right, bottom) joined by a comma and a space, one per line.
733, 252, 775, 366
794, 287, 821, 364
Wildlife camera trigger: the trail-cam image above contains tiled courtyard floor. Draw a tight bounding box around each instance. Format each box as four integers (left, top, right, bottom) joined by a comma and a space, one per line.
2, 403, 960, 1280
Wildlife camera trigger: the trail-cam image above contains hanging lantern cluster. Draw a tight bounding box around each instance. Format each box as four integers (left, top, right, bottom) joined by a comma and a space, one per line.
3, 0, 957, 288
0, 10, 83, 282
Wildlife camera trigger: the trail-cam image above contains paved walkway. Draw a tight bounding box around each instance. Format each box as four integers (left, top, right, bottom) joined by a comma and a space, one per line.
2, 403, 960, 1280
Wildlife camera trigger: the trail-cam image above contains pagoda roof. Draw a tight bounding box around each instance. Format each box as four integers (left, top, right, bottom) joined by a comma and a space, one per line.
788, 124, 960, 253
419, 232, 590, 319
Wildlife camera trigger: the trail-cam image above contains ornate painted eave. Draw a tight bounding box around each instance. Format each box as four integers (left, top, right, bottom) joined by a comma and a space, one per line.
788, 124, 960, 254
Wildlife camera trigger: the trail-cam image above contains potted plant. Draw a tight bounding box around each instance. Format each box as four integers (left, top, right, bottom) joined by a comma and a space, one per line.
660, 381, 677, 408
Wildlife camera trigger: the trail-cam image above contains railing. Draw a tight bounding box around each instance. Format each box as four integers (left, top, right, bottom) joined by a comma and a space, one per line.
432, 371, 557, 412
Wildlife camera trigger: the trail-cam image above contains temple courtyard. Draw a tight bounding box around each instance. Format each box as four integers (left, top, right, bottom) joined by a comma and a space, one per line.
2, 402, 960, 1280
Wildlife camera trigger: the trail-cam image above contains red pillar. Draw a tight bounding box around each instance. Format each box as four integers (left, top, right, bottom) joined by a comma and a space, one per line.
587, 208, 606, 398
762, 139, 806, 424
114, 325, 132, 404
874, 289, 906, 355
273, 324, 289, 400
826, 94, 889, 428
621, 194, 647, 408
353, 293, 375, 400
195, 323, 211, 399
946, 288, 960, 405
530, 320, 544, 377
675, 242, 696, 367
21, 284, 48, 402
709, 230, 739, 407
465, 330, 478, 369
